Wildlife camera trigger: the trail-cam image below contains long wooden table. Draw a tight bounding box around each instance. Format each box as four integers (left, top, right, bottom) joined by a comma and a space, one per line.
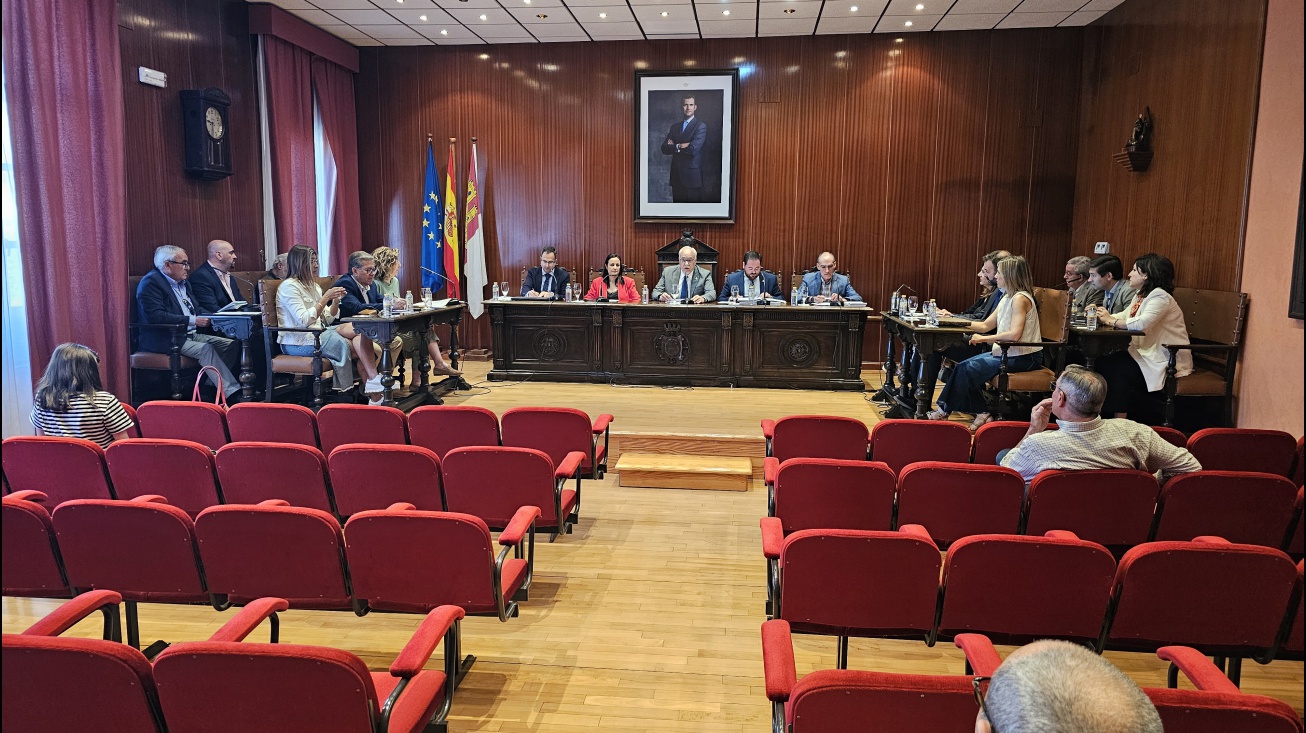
487, 300, 869, 390
346, 302, 469, 409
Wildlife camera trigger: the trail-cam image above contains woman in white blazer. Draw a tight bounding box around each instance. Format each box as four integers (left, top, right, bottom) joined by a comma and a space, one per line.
1092, 253, 1192, 417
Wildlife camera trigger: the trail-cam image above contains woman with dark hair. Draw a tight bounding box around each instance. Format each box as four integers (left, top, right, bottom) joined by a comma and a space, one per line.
584, 253, 641, 302
29, 343, 135, 447
1092, 253, 1192, 417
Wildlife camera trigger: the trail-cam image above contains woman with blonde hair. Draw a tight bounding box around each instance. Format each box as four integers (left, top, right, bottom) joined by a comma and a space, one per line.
929, 255, 1043, 430
30, 343, 135, 447
370, 245, 461, 377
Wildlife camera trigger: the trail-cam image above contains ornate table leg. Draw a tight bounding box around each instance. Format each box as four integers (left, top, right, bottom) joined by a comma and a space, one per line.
448, 316, 471, 391
238, 337, 255, 402
873, 325, 897, 401
914, 350, 933, 420
378, 338, 396, 407
417, 328, 432, 390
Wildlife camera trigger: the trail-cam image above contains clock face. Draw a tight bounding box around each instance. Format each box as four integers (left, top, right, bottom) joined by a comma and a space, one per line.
205, 106, 224, 140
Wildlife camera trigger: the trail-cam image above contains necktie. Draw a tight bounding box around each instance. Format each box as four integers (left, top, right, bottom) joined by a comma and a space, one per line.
679, 275, 689, 301
682, 120, 689, 132
1104, 289, 1114, 311
543, 274, 553, 294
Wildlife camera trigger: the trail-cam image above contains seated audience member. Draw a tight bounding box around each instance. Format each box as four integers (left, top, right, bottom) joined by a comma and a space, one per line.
276, 245, 385, 404
1065, 255, 1104, 310
521, 246, 570, 299
188, 239, 244, 314
653, 245, 716, 303
976, 639, 1163, 733
29, 343, 135, 448
1091, 253, 1192, 418
1087, 254, 1137, 316
718, 250, 783, 302
369, 245, 462, 378
800, 251, 862, 303
334, 251, 388, 318
929, 256, 1042, 430
585, 253, 641, 302
136, 245, 241, 401
912, 249, 1011, 395
1000, 365, 1201, 483
263, 252, 288, 280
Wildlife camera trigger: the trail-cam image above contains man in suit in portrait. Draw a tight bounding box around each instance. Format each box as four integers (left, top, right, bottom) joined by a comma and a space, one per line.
718, 250, 783, 302
659, 95, 707, 203
800, 252, 862, 303
653, 245, 716, 304
1087, 254, 1138, 315
520, 246, 570, 299
188, 239, 245, 314
136, 244, 241, 401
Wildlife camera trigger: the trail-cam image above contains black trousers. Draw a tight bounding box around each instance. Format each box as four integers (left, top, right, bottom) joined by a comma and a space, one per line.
1097, 350, 1155, 415
908, 343, 985, 398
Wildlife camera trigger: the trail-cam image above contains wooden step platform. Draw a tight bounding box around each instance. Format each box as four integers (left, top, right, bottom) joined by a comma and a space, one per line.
616, 452, 753, 491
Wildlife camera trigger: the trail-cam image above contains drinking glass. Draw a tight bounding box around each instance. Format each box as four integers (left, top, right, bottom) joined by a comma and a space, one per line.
730, 285, 740, 304
421, 287, 432, 306
500, 282, 509, 300
908, 296, 920, 319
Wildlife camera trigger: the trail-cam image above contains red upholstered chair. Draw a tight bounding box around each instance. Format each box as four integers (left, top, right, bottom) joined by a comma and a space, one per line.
121, 403, 142, 437
760, 458, 896, 614
1292, 437, 1304, 487
1024, 469, 1160, 552
1152, 471, 1298, 548
936, 532, 1116, 646
52, 496, 228, 651
226, 402, 319, 448
328, 444, 444, 517
1270, 560, 1303, 662
1287, 488, 1304, 559
215, 442, 336, 513
501, 407, 612, 479
2, 591, 167, 733
1152, 425, 1188, 449
318, 404, 409, 456
105, 438, 223, 517
869, 419, 973, 475
1187, 428, 1298, 478
1, 436, 115, 504
1098, 537, 1298, 686
2, 491, 71, 598
408, 405, 500, 460
970, 421, 1052, 465
762, 619, 979, 733
153, 600, 465, 733
1149, 646, 1304, 733
895, 462, 1025, 546
441, 445, 583, 540
345, 503, 540, 623
773, 526, 941, 669
761, 416, 869, 464
195, 501, 360, 613
136, 401, 230, 451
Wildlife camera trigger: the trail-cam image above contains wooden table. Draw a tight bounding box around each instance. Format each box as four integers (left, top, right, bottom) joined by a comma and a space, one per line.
346, 303, 468, 409
209, 311, 262, 402
487, 300, 869, 390
1069, 322, 1144, 370
880, 313, 976, 419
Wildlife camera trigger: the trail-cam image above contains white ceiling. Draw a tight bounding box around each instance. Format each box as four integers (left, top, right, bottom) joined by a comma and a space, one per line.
253, 0, 1126, 46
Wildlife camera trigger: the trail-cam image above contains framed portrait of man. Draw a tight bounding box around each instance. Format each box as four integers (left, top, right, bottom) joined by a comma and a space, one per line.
634, 69, 739, 223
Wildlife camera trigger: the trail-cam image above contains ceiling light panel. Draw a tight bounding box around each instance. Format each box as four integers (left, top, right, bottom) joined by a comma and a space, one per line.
387, 7, 457, 23
759, 1, 819, 19
815, 15, 879, 33
697, 18, 756, 36
944, 0, 1019, 12
933, 12, 1005, 29
326, 8, 400, 23
995, 10, 1072, 26
304, 0, 375, 8
1013, 0, 1089, 11
1058, 9, 1107, 25
446, 6, 515, 22
759, 16, 817, 35
874, 13, 941, 31
508, 6, 573, 21
580, 6, 635, 21
352, 23, 426, 37
476, 22, 537, 37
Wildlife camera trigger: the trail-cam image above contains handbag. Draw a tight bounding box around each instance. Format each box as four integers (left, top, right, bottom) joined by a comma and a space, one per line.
191, 365, 229, 408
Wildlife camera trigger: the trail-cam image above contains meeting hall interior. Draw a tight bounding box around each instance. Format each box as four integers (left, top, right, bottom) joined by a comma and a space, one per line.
2, 0, 1303, 730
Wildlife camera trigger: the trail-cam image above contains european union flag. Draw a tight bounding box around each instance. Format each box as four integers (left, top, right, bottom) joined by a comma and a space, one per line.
420, 139, 444, 290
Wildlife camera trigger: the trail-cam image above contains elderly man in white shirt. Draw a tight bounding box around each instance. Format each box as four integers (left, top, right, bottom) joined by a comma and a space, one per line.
1000, 365, 1201, 484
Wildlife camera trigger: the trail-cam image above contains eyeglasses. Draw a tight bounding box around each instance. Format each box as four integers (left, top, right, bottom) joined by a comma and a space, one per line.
973, 676, 996, 732
360, 267, 376, 274
679, 258, 695, 263
168, 260, 191, 268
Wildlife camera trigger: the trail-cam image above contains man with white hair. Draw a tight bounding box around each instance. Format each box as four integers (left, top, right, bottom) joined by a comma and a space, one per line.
652, 245, 715, 303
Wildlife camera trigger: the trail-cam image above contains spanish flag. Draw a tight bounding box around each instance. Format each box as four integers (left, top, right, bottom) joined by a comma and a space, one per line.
442, 140, 461, 299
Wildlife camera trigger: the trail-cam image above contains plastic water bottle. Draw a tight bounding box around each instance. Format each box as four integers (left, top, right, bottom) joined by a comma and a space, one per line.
1085, 304, 1098, 330
927, 299, 939, 327
382, 296, 392, 318
491, 282, 501, 301
891, 293, 900, 314
641, 285, 649, 304
790, 286, 799, 306
564, 283, 573, 302
405, 290, 414, 311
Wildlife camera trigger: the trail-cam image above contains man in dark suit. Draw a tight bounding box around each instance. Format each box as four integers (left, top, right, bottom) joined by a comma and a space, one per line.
718, 250, 783, 302
334, 250, 387, 318
188, 239, 244, 314
659, 95, 707, 203
136, 245, 241, 400
520, 246, 570, 299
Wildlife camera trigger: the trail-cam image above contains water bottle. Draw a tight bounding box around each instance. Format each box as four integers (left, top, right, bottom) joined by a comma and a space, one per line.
405, 290, 414, 311
1085, 304, 1098, 330
382, 296, 392, 318
641, 285, 649, 304
891, 293, 900, 314
491, 282, 501, 301
564, 283, 573, 302
927, 299, 939, 327
790, 286, 799, 306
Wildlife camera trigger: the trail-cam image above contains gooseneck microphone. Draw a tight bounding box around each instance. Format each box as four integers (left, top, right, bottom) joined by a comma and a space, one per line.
420, 267, 463, 304
229, 272, 261, 307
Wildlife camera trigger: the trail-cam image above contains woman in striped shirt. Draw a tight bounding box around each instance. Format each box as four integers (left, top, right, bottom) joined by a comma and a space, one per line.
29, 343, 135, 448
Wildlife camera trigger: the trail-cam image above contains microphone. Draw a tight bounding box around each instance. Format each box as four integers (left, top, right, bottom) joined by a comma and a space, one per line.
420, 267, 462, 304
892, 283, 916, 296
229, 273, 261, 307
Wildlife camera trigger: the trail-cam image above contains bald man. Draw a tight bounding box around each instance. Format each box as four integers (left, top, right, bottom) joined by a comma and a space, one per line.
189, 239, 245, 314
652, 245, 716, 304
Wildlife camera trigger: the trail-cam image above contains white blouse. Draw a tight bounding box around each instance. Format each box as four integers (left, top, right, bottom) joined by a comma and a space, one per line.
276, 278, 337, 347
992, 290, 1042, 357
1121, 288, 1192, 392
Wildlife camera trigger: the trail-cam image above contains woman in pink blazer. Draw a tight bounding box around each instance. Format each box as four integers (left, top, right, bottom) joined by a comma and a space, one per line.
584, 253, 641, 303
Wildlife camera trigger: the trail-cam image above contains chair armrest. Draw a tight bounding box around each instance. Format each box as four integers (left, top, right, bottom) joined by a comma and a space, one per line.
555, 451, 585, 481
760, 517, 785, 560
954, 633, 1002, 676
897, 524, 937, 547
130, 322, 187, 332
207, 597, 290, 642
995, 340, 1057, 348
6, 490, 49, 503
23, 590, 122, 636
1156, 646, 1240, 693
132, 495, 170, 504
591, 414, 614, 434
389, 605, 467, 678
761, 619, 797, 703
258, 499, 290, 507
500, 506, 541, 546
1162, 343, 1236, 353
387, 502, 417, 512
763, 457, 780, 487
760, 420, 776, 439
263, 326, 329, 334
1043, 530, 1081, 541
1192, 536, 1232, 546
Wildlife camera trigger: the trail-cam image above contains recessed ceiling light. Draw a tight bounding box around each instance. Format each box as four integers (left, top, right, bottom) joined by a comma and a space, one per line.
835, 50, 846, 57
915, 3, 924, 9
660, 10, 668, 16
479, 53, 490, 59
849, 5, 858, 11
441, 28, 449, 34
894, 37, 903, 42
419, 14, 427, 20
598, 12, 607, 17
480, 14, 487, 19
537, 13, 547, 18
722, 10, 730, 15
904, 20, 912, 26
783, 7, 795, 12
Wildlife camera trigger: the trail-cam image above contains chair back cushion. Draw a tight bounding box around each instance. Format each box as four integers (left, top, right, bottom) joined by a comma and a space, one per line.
1, 436, 114, 504
773, 459, 896, 534
226, 403, 319, 448
137, 401, 230, 451
1151, 426, 1188, 449
1147, 688, 1304, 733
1025, 469, 1160, 548
788, 670, 978, 733
501, 407, 595, 471
870, 420, 972, 475
318, 404, 408, 456
1187, 428, 1298, 477
215, 443, 334, 512
409, 405, 500, 459
105, 439, 221, 516
443, 446, 560, 526
2, 496, 69, 597
1153, 471, 1298, 547
896, 462, 1025, 545
771, 416, 869, 465
328, 444, 443, 516
1032, 287, 1070, 342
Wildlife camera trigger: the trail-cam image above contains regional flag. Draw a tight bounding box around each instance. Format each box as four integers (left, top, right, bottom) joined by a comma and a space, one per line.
464, 140, 488, 319
442, 141, 462, 300
420, 139, 443, 290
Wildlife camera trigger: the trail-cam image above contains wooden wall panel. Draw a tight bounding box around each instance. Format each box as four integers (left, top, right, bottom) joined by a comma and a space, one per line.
119, 0, 264, 275
356, 29, 1084, 351
1071, 0, 1266, 292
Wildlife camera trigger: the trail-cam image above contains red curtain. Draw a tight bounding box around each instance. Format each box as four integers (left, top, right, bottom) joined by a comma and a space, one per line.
312, 58, 361, 276
263, 36, 317, 257
2, 0, 130, 398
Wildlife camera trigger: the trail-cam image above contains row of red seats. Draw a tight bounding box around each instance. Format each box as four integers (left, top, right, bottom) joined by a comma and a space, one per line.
761, 620, 1305, 733
765, 459, 1304, 553
765, 527, 1303, 685
3, 590, 467, 733
763, 416, 1306, 478
3, 490, 539, 656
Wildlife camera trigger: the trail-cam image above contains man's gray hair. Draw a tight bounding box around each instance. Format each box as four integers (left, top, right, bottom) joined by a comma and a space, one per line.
985, 641, 1162, 733
1067, 256, 1093, 275
347, 250, 375, 273
269, 252, 288, 269
1058, 365, 1107, 417
153, 245, 186, 270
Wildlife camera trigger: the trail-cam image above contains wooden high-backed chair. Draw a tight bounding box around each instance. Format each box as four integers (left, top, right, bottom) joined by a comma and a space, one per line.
260, 276, 338, 409
985, 287, 1071, 420
585, 268, 646, 296
1161, 287, 1248, 427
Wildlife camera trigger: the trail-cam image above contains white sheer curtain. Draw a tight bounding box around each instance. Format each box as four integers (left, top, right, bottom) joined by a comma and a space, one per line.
312, 92, 336, 276
1, 66, 35, 438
